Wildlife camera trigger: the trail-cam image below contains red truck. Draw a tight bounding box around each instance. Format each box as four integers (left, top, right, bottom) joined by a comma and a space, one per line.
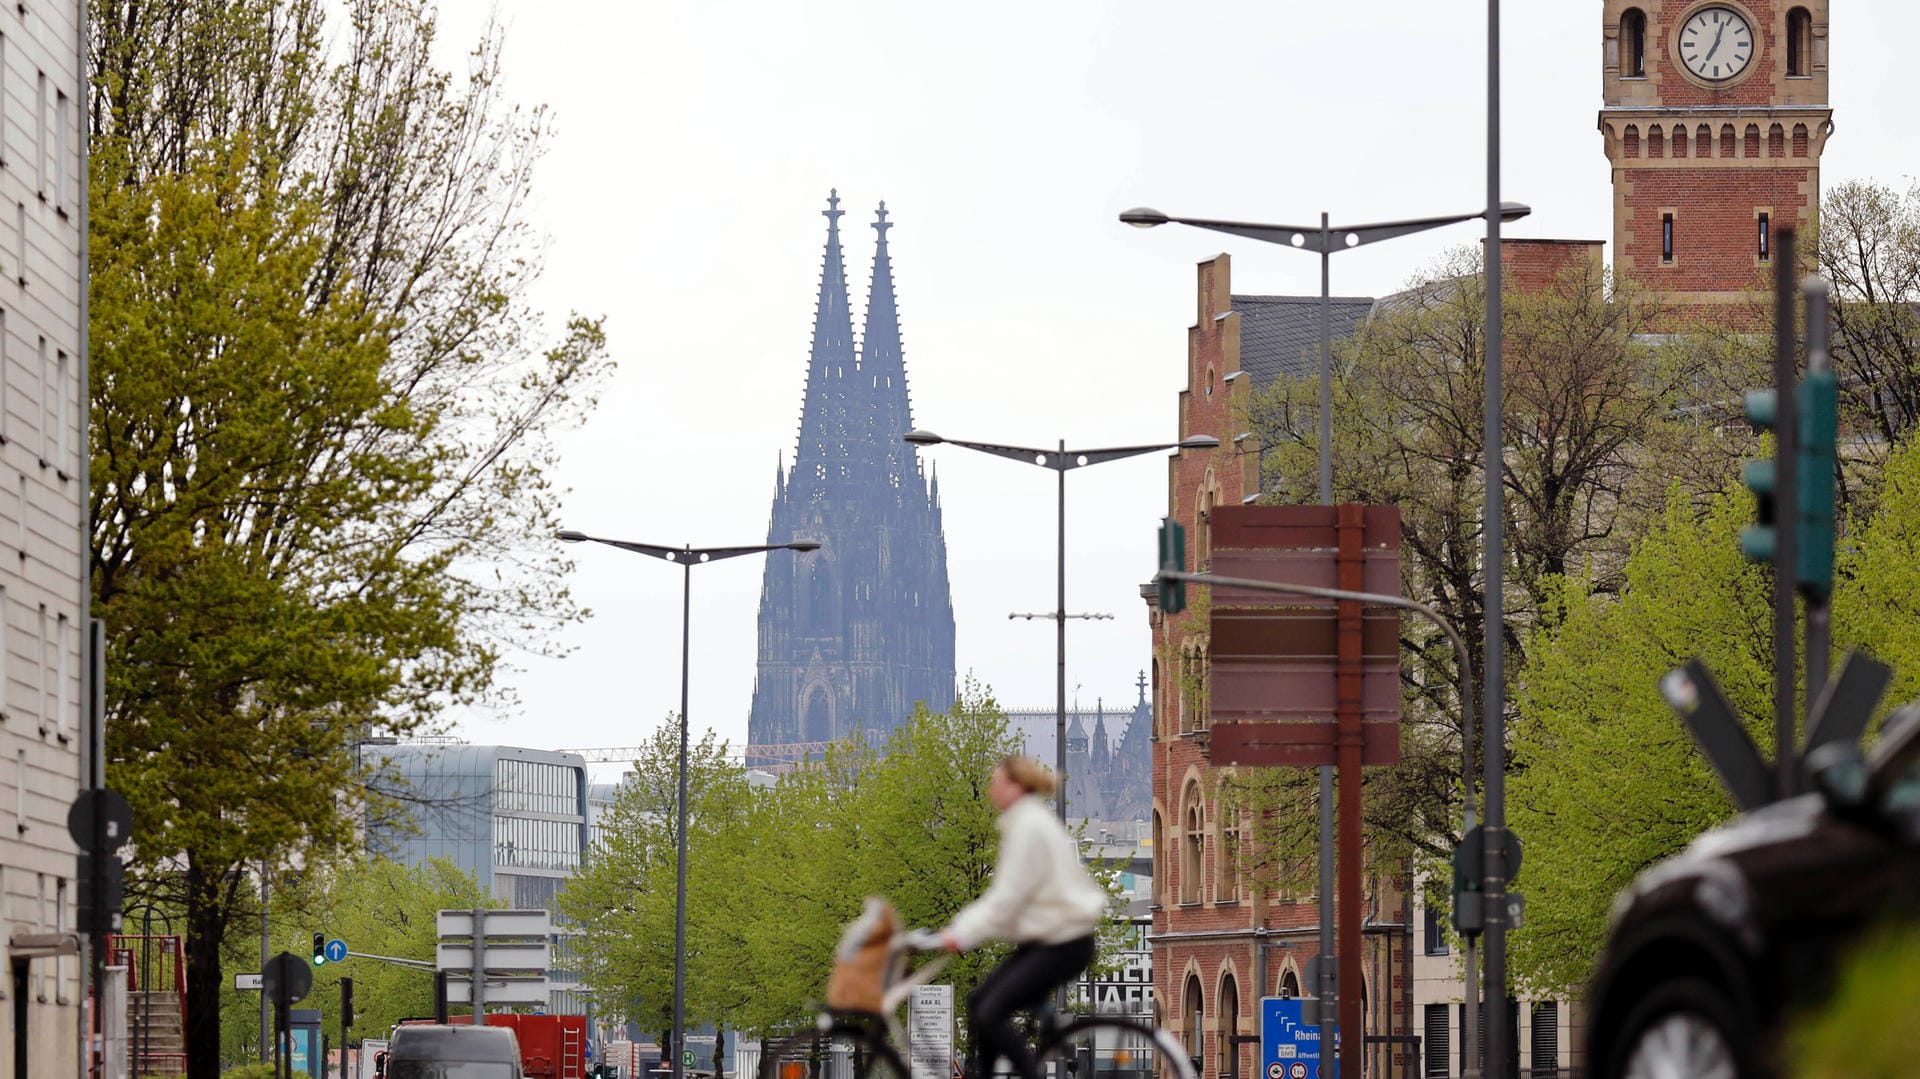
392, 1014, 589, 1078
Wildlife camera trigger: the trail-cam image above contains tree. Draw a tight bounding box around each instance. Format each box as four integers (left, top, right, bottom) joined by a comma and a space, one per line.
217, 858, 495, 1063
562, 682, 1099, 1038
1506, 436, 1920, 993
1234, 253, 1734, 876
1816, 179, 1920, 456
89, 3, 609, 1074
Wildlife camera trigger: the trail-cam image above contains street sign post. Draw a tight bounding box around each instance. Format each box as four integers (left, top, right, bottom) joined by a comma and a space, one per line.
908, 984, 955, 1079
1260, 998, 1327, 1079
324, 939, 348, 964
235, 973, 264, 991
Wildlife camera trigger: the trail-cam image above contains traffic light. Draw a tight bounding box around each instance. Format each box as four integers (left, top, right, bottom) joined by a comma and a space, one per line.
1739, 390, 1780, 564
1157, 518, 1187, 615
1796, 368, 1837, 600
312, 932, 327, 966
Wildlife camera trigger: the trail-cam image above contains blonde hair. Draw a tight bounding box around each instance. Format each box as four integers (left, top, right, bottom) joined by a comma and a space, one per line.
999, 755, 1057, 798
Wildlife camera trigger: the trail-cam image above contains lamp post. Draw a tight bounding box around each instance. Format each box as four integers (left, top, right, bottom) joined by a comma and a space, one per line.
557, 530, 819, 1079
901, 432, 1219, 822
1121, 198, 1529, 1079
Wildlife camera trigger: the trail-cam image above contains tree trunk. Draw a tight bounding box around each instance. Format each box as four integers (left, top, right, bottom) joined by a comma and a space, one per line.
184, 862, 227, 1079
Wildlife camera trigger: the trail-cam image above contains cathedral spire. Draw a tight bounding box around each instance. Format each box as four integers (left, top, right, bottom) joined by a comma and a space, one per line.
861, 200, 917, 492
794, 190, 858, 490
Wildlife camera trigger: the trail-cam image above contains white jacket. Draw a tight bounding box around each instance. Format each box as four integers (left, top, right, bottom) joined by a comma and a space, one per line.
947, 794, 1109, 949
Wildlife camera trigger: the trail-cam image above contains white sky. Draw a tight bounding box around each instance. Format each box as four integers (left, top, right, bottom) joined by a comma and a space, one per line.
428, 0, 1920, 775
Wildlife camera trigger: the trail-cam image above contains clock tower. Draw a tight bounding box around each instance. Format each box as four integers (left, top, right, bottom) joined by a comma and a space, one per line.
1599, 1, 1831, 318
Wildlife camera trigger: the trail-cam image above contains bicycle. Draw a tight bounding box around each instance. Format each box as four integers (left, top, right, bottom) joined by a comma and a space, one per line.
757, 927, 1198, 1079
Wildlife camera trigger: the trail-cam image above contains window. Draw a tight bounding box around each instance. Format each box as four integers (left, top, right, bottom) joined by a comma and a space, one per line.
1181, 781, 1204, 904
1423, 890, 1449, 954
54, 613, 65, 739
15, 473, 24, 554
1621, 8, 1647, 76
33, 72, 44, 198
54, 351, 66, 472
1182, 976, 1204, 1062
1532, 1002, 1560, 1075
1662, 213, 1675, 263
1278, 970, 1300, 999
34, 603, 45, 734
14, 202, 23, 286
1216, 807, 1241, 902
36, 337, 47, 464
1758, 213, 1771, 261
1151, 811, 1166, 903
1217, 975, 1239, 1076
1424, 1005, 1450, 1079
53, 92, 66, 213
1787, 7, 1813, 76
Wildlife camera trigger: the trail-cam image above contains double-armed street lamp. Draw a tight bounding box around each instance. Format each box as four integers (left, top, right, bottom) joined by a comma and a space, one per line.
556, 529, 819, 1079
901, 431, 1219, 822
1121, 198, 1529, 1078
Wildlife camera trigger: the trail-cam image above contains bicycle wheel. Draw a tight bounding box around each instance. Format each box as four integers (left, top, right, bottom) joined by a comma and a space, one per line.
1032, 1016, 1199, 1079
759, 1017, 911, 1079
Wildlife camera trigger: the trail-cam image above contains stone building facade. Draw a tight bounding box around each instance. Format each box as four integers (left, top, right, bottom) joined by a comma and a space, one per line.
747, 195, 956, 756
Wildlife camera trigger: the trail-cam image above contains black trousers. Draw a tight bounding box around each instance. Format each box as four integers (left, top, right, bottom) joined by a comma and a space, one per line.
966, 934, 1096, 1079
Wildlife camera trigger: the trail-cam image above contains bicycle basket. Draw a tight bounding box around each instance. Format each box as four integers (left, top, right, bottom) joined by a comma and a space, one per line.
825, 896, 897, 1013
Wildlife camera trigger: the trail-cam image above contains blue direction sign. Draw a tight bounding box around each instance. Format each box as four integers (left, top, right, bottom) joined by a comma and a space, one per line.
1261, 998, 1328, 1079
323, 938, 348, 964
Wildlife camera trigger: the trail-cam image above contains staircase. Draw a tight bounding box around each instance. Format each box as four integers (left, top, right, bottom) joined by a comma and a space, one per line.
130, 989, 187, 1076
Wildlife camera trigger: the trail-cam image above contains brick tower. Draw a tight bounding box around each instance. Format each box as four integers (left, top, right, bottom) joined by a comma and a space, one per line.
1599, 1, 1831, 315
746, 193, 956, 757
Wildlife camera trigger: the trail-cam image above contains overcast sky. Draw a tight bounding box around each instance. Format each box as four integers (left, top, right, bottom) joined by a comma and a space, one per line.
427, 1, 1920, 777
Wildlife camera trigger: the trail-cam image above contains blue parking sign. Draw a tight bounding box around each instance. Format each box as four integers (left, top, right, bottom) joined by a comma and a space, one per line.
1260, 998, 1330, 1079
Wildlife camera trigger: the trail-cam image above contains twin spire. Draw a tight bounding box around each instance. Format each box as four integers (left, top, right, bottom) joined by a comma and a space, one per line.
792, 189, 922, 499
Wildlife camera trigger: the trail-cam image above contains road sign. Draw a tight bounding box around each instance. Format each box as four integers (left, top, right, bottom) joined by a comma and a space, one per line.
909, 984, 955, 1079
1261, 998, 1325, 1079
263, 951, 313, 1009
324, 938, 348, 963
683, 1051, 694, 1068
436, 909, 553, 940
442, 977, 549, 1006
67, 788, 133, 850
235, 973, 263, 991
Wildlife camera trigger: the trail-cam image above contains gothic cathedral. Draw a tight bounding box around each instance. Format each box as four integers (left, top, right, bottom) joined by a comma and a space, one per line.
1599, 1, 1830, 314
747, 193, 957, 757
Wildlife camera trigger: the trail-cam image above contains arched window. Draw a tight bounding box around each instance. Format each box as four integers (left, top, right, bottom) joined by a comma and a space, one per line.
1181, 782, 1205, 904
1279, 969, 1301, 999
1183, 976, 1205, 1063
1623, 124, 1640, 158
1621, 8, 1647, 77
1787, 7, 1813, 76
803, 687, 833, 743
1218, 975, 1240, 1077
1215, 802, 1241, 902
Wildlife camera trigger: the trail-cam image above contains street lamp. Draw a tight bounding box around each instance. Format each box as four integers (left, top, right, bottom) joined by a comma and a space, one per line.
1121, 198, 1529, 1078
556, 529, 819, 1079
901, 431, 1219, 822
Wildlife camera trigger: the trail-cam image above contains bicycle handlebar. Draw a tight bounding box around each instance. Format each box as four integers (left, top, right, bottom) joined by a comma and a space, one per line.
896, 928, 946, 952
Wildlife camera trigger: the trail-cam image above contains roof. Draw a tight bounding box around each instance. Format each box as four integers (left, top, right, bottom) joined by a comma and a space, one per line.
1230, 294, 1377, 386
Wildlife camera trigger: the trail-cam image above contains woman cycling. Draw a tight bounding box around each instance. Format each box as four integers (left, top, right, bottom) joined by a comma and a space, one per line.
940, 756, 1108, 1079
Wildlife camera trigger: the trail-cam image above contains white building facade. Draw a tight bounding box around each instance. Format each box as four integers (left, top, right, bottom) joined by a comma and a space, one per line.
0, 0, 90, 1075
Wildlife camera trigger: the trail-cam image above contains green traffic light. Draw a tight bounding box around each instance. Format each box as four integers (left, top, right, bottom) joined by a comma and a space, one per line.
1744, 389, 1778, 428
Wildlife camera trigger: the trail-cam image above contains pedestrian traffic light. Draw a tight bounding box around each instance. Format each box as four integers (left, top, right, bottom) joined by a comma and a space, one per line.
312, 932, 327, 966
1157, 518, 1187, 615
1796, 368, 1837, 600
1739, 390, 1780, 563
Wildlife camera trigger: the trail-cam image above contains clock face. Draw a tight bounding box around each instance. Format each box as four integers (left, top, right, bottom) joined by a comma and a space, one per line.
1678, 6, 1755, 82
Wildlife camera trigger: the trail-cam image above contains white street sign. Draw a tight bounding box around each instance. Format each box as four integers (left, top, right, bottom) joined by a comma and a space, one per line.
908, 984, 954, 1079
436, 909, 552, 940
443, 977, 550, 1005
435, 942, 551, 973
234, 973, 263, 991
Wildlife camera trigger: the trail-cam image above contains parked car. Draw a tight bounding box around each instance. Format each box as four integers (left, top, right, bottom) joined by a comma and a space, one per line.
383, 1023, 526, 1079
1585, 703, 1920, 1078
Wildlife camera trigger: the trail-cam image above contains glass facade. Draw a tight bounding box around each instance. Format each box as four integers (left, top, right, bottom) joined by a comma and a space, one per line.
496, 758, 582, 816
493, 815, 583, 871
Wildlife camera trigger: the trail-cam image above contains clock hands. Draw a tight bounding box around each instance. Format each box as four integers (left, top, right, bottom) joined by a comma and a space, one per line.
1703, 20, 1728, 63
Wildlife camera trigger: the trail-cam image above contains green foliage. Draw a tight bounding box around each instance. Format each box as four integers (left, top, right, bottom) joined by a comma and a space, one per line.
562, 681, 1114, 1037
1508, 438, 1920, 993
90, 1, 609, 1074
1789, 923, 1920, 1078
